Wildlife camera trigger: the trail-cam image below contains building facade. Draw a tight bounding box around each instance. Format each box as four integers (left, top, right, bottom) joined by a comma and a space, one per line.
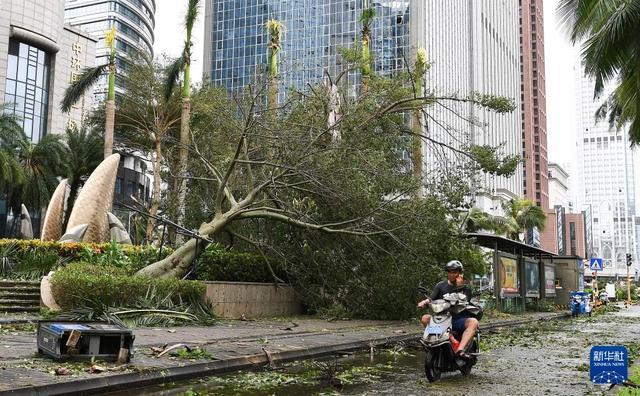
1, 0, 97, 141
574, 70, 640, 277
548, 162, 572, 211
0, 0, 97, 236
540, 206, 588, 259
204, 0, 523, 213
64, 0, 155, 99
520, 0, 549, 209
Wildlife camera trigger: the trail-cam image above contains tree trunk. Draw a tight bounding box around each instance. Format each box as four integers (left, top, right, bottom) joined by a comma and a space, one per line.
412, 109, 424, 198
137, 237, 201, 278
137, 216, 226, 278
145, 138, 163, 241
176, 98, 191, 244
104, 99, 115, 158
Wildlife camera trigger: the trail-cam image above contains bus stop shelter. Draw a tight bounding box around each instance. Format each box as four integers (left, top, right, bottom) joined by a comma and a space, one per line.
467, 233, 575, 311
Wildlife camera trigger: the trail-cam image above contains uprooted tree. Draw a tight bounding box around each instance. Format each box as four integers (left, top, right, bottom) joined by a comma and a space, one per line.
136, 67, 520, 279
139, 60, 519, 277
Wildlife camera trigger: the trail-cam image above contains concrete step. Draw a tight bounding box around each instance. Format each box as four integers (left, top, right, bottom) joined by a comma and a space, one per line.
0, 292, 40, 300
0, 306, 39, 312
0, 280, 40, 288
0, 299, 39, 307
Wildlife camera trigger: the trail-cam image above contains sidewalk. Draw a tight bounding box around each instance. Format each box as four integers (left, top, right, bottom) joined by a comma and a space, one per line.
0, 311, 568, 395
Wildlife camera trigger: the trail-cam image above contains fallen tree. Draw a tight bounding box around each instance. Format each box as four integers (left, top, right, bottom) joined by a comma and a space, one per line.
137, 70, 519, 279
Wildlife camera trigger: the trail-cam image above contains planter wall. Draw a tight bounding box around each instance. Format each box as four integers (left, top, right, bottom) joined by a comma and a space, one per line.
204, 281, 302, 318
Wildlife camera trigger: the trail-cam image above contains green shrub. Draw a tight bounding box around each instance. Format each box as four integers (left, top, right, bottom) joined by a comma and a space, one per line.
196, 244, 286, 283
0, 239, 172, 277
14, 250, 67, 280
51, 262, 206, 312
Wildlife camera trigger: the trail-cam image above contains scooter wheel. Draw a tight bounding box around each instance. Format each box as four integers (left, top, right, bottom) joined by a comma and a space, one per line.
459, 363, 473, 376
424, 350, 441, 382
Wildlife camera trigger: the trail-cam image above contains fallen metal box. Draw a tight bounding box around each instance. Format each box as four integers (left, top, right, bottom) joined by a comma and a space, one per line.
37, 321, 135, 361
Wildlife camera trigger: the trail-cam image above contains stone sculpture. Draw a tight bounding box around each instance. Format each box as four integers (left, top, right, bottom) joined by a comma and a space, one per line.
20, 204, 33, 239
40, 179, 69, 241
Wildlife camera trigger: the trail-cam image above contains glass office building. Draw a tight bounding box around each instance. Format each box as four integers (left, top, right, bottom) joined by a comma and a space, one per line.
205, 0, 410, 95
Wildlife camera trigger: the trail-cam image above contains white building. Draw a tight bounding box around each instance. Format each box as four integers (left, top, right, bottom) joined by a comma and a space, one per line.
574, 66, 640, 277
548, 162, 573, 210
409, 1, 523, 215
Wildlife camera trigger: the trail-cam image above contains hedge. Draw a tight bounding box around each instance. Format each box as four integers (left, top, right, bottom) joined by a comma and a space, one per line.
195, 245, 286, 283
0, 239, 172, 276
0, 239, 285, 284
51, 262, 206, 311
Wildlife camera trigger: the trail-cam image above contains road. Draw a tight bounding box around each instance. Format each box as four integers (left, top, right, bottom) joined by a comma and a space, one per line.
138, 305, 640, 395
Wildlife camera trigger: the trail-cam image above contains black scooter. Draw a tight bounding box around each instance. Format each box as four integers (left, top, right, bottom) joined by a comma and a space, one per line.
418, 286, 481, 381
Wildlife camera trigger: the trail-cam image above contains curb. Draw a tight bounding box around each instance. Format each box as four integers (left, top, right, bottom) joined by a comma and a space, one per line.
0, 312, 570, 395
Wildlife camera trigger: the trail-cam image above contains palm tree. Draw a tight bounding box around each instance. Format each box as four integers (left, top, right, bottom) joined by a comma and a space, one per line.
62, 127, 103, 228
0, 109, 26, 189
164, 0, 201, 241
61, 26, 117, 158
501, 198, 547, 241
359, 2, 376, 90
119, 54, 181, 241
5, 133, 66, 236
412, 48, 428, 195
558, 0, 640, 143
265, 19, 285, 110
464, 198, 546, 242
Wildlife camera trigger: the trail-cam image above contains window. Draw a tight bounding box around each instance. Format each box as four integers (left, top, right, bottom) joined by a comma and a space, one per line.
4, 39, 50, 142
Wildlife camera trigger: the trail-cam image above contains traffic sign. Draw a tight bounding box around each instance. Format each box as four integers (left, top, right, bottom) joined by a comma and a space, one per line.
590, 345, 628, 384
589, 258, 603, 271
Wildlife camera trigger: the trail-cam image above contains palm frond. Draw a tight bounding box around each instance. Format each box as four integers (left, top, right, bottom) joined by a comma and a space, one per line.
164, 57, 185, 101
61, 64, 108, 112
185, 0, 202, 33
266, 19, 285, 44
359, 7, 376, 26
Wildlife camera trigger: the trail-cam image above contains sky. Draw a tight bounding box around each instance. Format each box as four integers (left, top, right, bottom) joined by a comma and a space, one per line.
153, 1, 579, 169
543, 0, 580, 176
153, 2, 205, 84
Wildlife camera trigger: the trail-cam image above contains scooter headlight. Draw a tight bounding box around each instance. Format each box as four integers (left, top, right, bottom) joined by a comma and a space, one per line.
431, 301, 450, 314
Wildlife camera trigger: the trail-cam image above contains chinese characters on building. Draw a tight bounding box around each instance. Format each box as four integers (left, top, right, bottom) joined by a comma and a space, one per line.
67, 41, 83, 131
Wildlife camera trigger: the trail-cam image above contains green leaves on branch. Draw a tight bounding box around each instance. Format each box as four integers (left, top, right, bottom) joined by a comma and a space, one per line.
469, 145, 521, 176
470, 92, 516, 113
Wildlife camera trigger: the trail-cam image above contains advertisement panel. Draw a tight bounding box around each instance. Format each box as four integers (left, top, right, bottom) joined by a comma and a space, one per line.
499, 256, 519, 297
525, 261, 540, 297
544, 264, 556, 297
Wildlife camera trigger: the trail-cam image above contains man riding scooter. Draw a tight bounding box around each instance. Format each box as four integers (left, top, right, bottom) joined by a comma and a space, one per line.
417, 260, 480, 359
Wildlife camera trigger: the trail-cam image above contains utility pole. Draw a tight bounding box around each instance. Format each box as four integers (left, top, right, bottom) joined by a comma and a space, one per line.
626, 253, 633, 304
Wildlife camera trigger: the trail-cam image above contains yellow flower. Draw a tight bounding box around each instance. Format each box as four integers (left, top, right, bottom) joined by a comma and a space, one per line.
105, 26, 116, 48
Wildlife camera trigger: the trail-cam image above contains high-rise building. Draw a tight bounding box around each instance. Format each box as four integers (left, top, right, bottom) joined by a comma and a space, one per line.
205, 0, 408, 98
204, 0, 523, 212
574, 68, 640, 277
64, 0, 156, 98
520, 0, 549, 209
